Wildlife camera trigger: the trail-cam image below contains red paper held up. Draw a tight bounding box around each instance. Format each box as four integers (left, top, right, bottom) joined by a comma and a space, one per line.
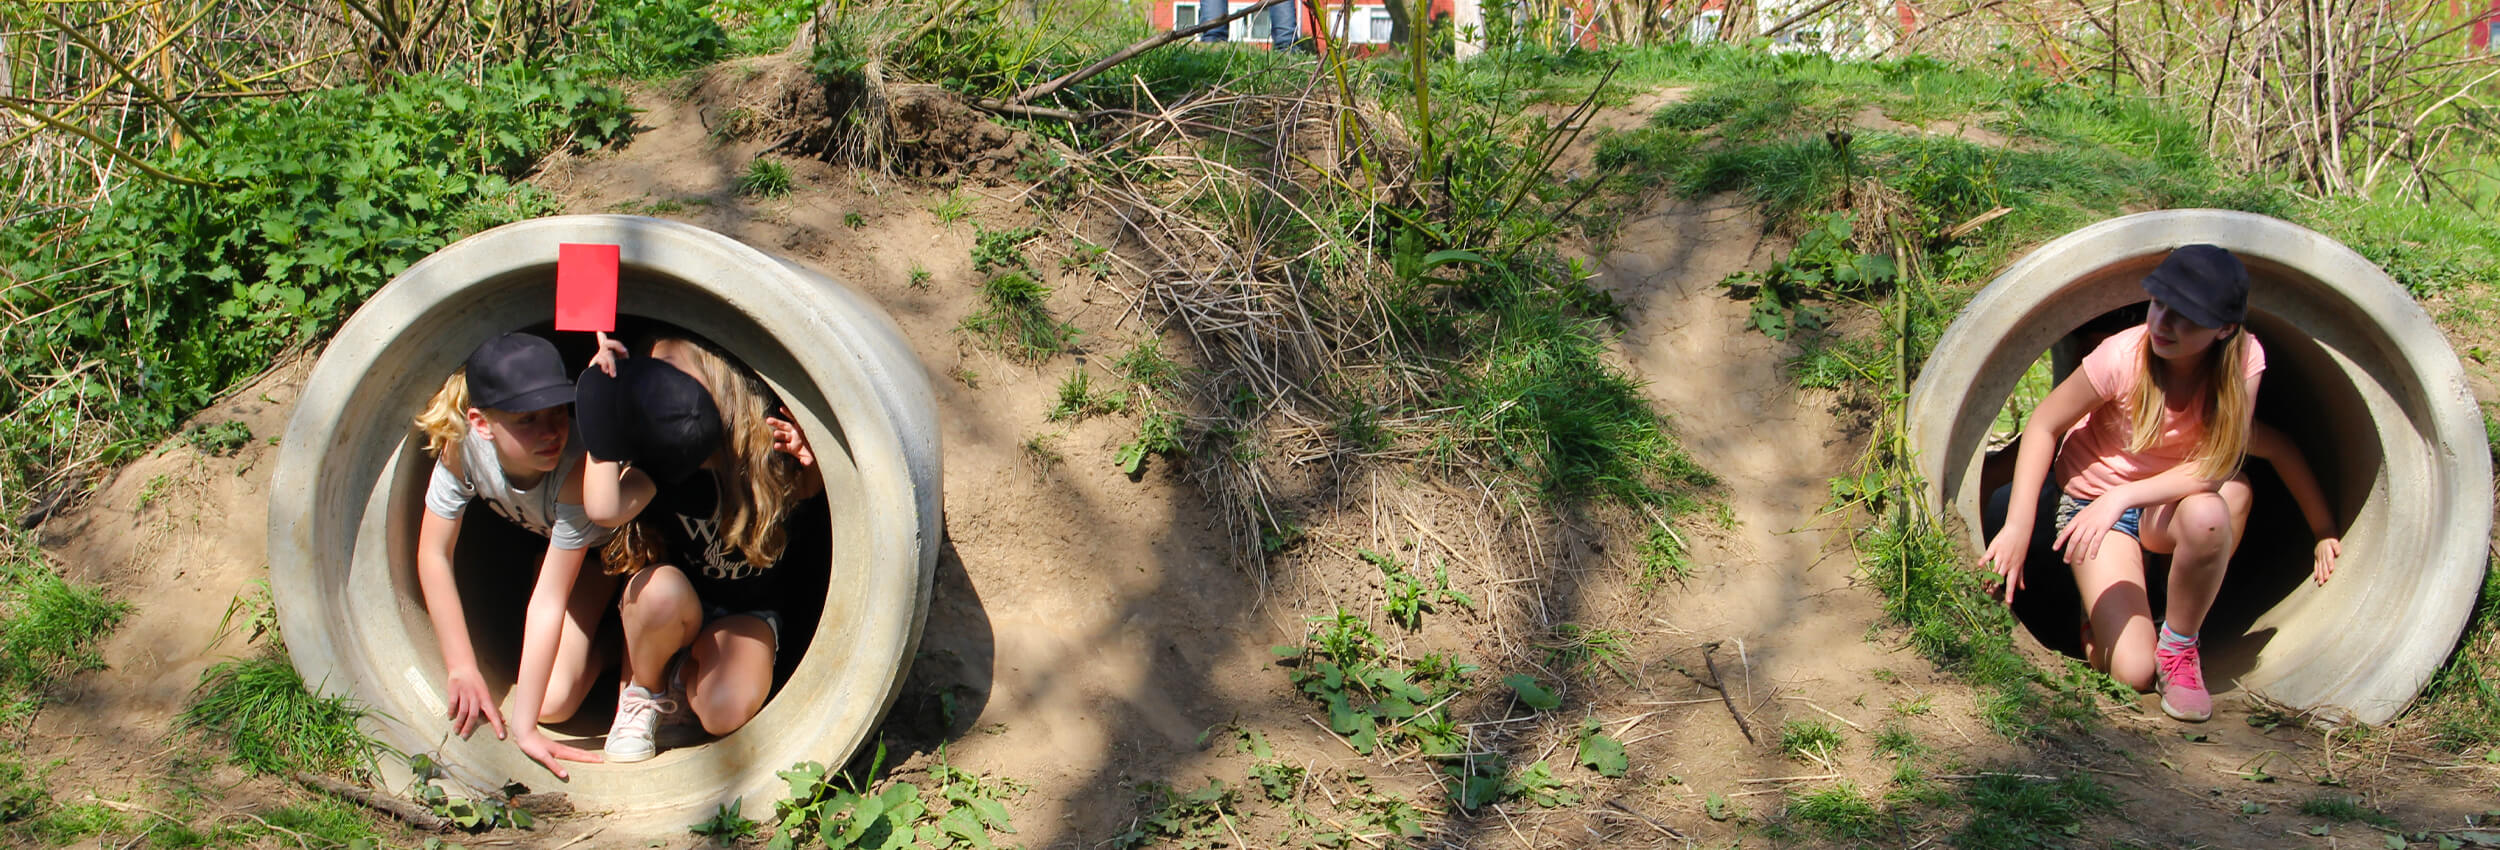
554, 243, 620, 333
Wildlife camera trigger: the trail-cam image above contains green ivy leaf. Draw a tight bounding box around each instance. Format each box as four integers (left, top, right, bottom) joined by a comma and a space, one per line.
1577, 731, 1628, 777
1505, 674, 1560, 711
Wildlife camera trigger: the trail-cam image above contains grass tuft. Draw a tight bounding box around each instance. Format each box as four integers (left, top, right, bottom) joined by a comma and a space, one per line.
2296, 794, 2399, 829
961, 272, 1077, 363
177, 651, 383, 778
1953, 772, 2116, 849
736, 158, 794, 197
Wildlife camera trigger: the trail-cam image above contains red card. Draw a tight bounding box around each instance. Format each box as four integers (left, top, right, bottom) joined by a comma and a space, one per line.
554, 243, 620, 332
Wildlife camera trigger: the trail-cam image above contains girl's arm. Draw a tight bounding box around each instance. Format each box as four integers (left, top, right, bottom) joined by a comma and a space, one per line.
2247, 421, 2343, 583
1983, 369, 2108, 604
415, 456, 504, 740
581, 458, 657, 528
504, 541, 603, 778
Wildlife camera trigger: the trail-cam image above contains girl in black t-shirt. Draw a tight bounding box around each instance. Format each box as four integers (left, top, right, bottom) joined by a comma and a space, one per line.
573, 334, 822, 764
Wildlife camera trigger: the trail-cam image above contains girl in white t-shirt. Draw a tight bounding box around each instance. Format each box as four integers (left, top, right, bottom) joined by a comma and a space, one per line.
410, 333, 619, 779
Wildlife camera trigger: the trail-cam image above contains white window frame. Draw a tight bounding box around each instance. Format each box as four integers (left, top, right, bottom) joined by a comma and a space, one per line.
1174, 1, 1200, 30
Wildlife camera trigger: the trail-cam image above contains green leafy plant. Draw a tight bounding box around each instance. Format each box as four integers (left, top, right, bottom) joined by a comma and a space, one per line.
184, 421, 252, 456
769, 744, 1018, 850
971, 225, 1041, 275
1574, 719, 1628, 777
581, 0, 730, 78
1110, 780, 1235, 850
1722, 211, 1895, 342
1, 63, 629, 508
1275, 610, 1474, 759
691, 798, 761, 841
1233, 730, 1303, 803
1504, 673, 1560, 711
1114, 408, 1184, 476
1361, 549, 1473, 631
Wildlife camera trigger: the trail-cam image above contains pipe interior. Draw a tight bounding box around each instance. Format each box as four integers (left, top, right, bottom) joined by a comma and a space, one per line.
1972, 302, 2386, 690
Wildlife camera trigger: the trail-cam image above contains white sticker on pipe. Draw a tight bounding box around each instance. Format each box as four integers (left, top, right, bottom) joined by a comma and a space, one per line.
405, 666, 444, 718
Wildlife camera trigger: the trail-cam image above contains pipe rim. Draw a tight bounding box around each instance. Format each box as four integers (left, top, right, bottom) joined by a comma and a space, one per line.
269, 215, 940, 826
1906, 209, 2490, 724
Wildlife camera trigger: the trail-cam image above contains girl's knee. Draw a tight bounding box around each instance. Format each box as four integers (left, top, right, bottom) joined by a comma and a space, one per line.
2172, 494, 2235, 552
693, 682, 767, 736
2109, 654, 2156, 693
619, 567, 697, 623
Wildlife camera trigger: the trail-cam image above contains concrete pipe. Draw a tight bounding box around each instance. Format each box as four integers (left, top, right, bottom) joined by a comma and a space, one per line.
269, 215, 942, 829
1908, 209, 2489, 725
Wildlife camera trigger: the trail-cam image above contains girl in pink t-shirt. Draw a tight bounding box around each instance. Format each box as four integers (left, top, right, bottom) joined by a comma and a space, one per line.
1981, 245, 2342, 723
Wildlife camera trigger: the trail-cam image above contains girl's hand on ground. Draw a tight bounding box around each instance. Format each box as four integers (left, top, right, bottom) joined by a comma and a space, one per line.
515, 731, 602, 780
443, 667, 505, 740
767, 406, 815, 467
1981, 528, 2028, 605
2312, 537, 2342, 585
2053, 498, 2129, 567
589, 331, 628, 377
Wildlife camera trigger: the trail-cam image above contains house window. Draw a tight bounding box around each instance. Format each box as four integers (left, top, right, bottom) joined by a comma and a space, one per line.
1329, 5, 1392, 43
1175, 2, 1199, 29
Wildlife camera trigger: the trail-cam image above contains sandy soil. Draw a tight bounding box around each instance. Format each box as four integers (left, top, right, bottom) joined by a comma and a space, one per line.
20, 56, 2500, 850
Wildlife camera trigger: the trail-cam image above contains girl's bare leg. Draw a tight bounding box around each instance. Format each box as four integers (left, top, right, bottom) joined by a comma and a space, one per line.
2072, 531, 2157, 692
617, 565, 700, 691
683, 615, 776, 736
2139, 477, 2254, 636
539, 566, 622, 723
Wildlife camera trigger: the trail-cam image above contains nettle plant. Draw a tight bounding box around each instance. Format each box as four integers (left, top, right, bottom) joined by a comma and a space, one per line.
1722, 210, 1898, 341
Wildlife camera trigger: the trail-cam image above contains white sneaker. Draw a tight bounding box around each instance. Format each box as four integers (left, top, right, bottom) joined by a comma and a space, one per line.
607, 684, 678, 763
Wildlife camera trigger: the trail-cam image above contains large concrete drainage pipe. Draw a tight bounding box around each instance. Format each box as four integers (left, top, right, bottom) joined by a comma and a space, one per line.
269, 215, 942, 828
1908, 210, 2488, 725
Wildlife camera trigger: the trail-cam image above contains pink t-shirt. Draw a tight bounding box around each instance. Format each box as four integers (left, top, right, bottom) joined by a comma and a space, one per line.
2053, 325, 2266, 499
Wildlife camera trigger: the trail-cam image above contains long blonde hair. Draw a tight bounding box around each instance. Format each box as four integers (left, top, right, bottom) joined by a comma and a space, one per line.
2125, 328, 2252, 481
413, 369, 471, 457
603, 337, 804, 575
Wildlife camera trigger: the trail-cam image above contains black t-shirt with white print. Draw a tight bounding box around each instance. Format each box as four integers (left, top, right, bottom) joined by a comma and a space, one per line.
651, 472, 831, 678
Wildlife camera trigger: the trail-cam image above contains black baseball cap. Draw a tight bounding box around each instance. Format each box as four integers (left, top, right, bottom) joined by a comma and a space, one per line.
2141, 244, 2250, 328
464, 333, 575, 412
574, 357, 724, 485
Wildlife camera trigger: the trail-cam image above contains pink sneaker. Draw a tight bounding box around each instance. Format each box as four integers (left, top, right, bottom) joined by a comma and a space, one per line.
2155, 640, 2212, 722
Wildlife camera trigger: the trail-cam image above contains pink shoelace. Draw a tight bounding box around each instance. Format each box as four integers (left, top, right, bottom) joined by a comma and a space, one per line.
2158, 641, 2204, 691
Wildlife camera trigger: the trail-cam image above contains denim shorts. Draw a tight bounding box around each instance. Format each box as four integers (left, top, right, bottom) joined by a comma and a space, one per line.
2054, 493, 2143, 540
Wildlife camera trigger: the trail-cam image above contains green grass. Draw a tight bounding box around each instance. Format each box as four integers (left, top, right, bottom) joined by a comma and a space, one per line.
2295, 794, 2399, 829
2411, 559, 2500, 753
736, 158, 794, 197
1952, 772, 2115, 849
1786, 782, 1891, 843
960, 271, 1077, 363
0, 547, 128, 723
1047, 368, 1128, 422
1872, 723, 1927, 761
1779, 719, 1845, 763
177, 651, 382, 778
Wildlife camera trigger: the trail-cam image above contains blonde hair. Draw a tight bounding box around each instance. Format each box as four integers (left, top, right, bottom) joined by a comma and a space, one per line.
603, 337, 804, 575
413, 369, 471, 457
2125, 328, 2252, 481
